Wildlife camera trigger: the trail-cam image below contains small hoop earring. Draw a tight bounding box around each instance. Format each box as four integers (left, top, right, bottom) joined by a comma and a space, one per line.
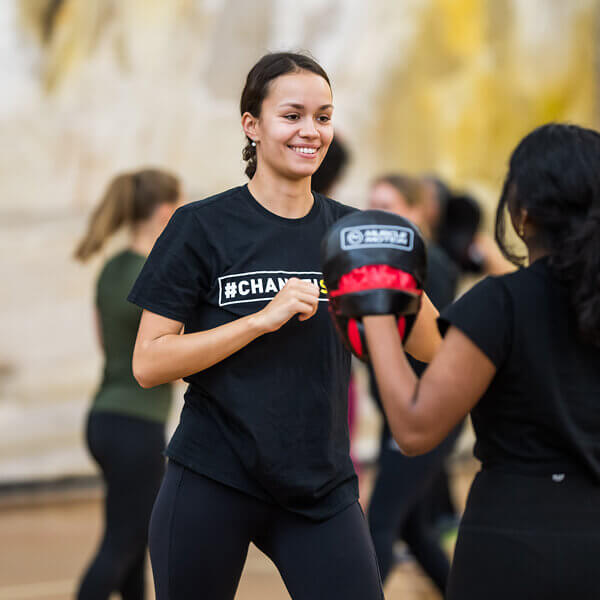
251, 141, 256, 147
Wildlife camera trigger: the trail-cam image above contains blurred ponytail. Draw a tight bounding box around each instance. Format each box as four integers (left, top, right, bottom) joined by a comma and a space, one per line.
75, 168, 180, 262
495, 123, 600, 347
74, 174, 136, 261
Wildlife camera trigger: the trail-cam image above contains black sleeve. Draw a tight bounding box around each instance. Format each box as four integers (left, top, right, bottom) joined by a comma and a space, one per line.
437, 276, 512, 369
321, 194, 359, 220
425, 246, 459, 310
128, 206, 211, 323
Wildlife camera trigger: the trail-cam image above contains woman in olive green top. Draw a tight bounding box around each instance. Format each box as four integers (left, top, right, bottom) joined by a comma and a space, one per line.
74, 169, 182, 600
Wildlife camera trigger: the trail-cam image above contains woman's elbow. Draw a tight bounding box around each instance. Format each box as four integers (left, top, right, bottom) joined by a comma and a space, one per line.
406, 347, 434, 364
132, 363, 153, 389
390, 429, 437, 457
132, 349, 157, 389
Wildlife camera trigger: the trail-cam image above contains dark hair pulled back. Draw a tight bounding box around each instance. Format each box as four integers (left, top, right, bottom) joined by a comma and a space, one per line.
373, 173, 424, 207
74, 168, 180, 261
240, 52, 331, 179
495, 123, 600, 347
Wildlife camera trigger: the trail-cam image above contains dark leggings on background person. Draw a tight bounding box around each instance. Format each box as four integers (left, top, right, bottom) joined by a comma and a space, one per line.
368, 426, 461, 593
77, 412, 166, 600
149, 461, 384, 600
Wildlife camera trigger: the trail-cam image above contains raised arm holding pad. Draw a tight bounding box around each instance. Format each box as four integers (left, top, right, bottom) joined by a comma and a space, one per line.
321, 210, 427, 362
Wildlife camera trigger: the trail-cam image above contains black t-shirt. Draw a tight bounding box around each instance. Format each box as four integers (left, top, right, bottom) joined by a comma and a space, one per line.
128, 185, 358, 519
424, 244, 460, 311
439, 258, 600, 483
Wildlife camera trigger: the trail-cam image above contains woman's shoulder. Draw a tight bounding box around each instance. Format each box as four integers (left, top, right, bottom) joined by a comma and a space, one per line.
98, 249, 141, 277
177, 186, 246, 216
456, 262, 551, 319
315, 193, 358, 220
454, 273, 509, 308
490, 259, 553, 296
96, 250, 143, 297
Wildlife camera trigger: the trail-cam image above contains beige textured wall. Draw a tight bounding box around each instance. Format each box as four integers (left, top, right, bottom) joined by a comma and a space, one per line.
1, 0, 598, 482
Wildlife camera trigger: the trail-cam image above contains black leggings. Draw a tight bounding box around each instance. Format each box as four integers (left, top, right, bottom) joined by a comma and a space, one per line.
447, 468, 600, 600
149, 461, 384, 600
77, 412, 166, 600
368, 429, 459, 592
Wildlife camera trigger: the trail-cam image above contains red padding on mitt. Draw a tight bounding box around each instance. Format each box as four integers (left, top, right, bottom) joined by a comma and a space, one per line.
347, 319, 363, 357
398, 316, 406, 339
329, 265, 420, 297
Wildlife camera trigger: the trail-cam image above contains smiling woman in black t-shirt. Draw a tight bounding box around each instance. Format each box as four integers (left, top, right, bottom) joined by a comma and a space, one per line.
363, 123, 600, 600
128, 52, 437, 600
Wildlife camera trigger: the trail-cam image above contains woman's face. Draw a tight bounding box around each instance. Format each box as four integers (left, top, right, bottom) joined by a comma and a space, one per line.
368, 182, 416, 216
368, 182, 424, 229
251, 71, 334, 180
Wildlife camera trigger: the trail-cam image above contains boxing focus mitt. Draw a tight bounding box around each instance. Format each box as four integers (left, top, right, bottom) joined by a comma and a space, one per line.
321, 210, 427, 362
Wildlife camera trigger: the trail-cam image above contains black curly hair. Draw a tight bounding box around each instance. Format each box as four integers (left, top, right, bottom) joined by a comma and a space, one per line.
495, 123, 600, 347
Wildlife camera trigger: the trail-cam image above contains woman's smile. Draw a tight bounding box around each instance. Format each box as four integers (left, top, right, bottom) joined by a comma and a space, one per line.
288, 144, 320, 158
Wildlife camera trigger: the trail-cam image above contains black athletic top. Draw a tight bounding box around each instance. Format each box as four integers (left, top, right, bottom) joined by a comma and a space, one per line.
129, 185, 358, 519
94, 250, 172, 423
439, 258, 600, 483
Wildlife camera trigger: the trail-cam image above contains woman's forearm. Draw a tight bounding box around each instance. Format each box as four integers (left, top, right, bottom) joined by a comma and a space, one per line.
133, 278, 321, 388
363, 315, 424, 454
361, 296, 443, 453
133, 312, 269, 388
403, 293, 441, 362
364, 315, 494, 455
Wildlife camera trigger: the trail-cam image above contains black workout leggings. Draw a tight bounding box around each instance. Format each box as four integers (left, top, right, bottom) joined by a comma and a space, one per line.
447, 468, 600, 600
149, 461, 384, 600
77, 412, 166, 600
368, 428, 460, 592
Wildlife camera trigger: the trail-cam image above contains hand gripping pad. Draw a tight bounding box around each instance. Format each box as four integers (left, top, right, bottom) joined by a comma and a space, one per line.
321, 210, 427, 361
333, 313, 414, 362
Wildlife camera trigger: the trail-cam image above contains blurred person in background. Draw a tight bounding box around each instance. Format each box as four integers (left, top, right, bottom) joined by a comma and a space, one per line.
366, 173, 460, 594
311, 134, 349, 196
364, 123, 600, 600
422, 175, 512, 276
74, 168, 182, 600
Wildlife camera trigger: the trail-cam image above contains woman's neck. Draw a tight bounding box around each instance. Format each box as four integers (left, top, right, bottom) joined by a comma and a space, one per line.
527, 246, 549, 265
129, 224, 158, 257
248, 166, 314, 219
